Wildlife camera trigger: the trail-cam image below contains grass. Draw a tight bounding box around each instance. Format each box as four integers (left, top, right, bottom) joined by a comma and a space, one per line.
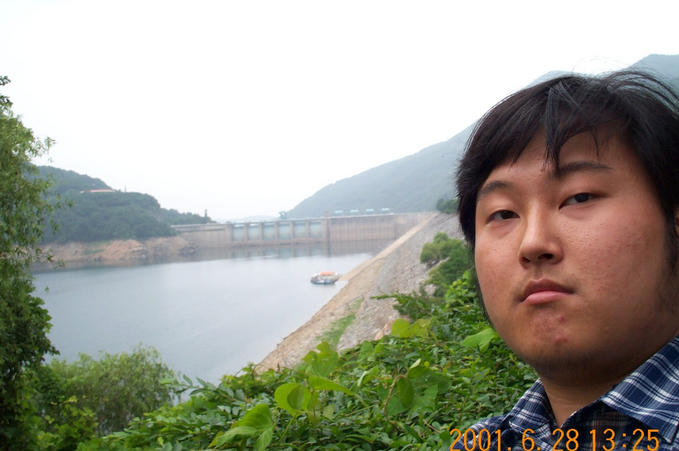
319, 297, 364, 348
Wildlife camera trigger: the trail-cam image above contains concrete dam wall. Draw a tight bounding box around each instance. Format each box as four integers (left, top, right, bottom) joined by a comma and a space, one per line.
171, 213, 428, 249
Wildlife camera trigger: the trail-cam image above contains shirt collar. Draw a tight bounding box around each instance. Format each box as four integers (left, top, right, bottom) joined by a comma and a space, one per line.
504, 379, 554, 432
501, 337, 679, 442
600, 337, 679, 443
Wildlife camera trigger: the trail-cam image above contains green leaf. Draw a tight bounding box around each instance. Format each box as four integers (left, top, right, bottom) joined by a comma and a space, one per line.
412, 385, 437, 412
274, 383, 310, 416
409, 318, 431, 337
322, 403, 336, 419
308, 375, 354, 395
210, 404, 273, 447
461, 326, 499, 351
236, 403, 272, 430
302, 342, 339, 377
407, 360, 428, 380
390, 318, 431, 338
390, 318, 411, 338
386, 395, 407, 417
396, 377, 414, 409
211, 426, 258, 447
255, 427, 273, 451
357, 366, 379, 387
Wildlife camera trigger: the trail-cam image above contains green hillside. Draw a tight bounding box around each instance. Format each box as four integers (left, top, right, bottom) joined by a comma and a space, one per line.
288, 128, 471, 218
40, 166, 210, 243
286, 53, 679, 218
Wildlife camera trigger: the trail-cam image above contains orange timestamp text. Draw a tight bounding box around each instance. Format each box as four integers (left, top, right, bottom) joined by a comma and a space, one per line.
449, 427, 661, 451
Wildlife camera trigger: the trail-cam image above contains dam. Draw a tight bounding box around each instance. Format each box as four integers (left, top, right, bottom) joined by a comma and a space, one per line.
171, 213, 427, 249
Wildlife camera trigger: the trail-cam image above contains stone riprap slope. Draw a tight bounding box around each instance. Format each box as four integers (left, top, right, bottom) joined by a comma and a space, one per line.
257, 212, 463, 371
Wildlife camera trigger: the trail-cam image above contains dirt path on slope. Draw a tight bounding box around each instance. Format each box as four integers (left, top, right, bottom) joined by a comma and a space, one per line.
256, 212, 462, 371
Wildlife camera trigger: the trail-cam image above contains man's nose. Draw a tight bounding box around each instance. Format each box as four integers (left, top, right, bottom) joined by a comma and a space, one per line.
518, 210, 563, 265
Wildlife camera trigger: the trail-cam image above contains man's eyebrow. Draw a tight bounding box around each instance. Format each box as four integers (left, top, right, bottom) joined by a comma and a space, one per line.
554, 160, 613, 178
477, 180, 511, 201
477, 161, 613, 201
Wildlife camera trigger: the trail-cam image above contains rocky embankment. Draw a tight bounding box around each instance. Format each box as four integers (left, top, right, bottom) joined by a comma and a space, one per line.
257, 212, 463, 372
42, 236, 197, 268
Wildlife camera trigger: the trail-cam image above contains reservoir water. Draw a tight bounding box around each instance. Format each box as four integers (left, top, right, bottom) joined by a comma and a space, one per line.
34, 250, 373, 383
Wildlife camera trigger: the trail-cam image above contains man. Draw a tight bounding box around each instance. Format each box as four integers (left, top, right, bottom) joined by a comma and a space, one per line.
454, 71, 679, 451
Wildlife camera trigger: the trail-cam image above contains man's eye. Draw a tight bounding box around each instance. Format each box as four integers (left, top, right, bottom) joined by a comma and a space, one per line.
563, 193, 594, 206
489, 210, 517, 221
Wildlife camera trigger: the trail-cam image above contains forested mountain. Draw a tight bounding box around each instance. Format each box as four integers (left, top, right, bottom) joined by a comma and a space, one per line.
39, 166, 210, 243
288, 128, 471, 218
287, 53, 679, 218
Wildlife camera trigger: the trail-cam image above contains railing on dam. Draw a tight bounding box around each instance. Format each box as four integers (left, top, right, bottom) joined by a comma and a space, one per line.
171, 213, 426, 249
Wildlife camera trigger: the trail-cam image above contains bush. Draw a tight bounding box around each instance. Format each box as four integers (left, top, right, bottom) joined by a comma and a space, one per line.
421, 233, 473, 296
46, 346, 178, 436
436, 198, 458, 214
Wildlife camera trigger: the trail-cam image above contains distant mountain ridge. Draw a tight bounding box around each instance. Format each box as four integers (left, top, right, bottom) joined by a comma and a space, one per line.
39, 166, 211, 243
288, 128, 471, 218
287, 54, 679, 218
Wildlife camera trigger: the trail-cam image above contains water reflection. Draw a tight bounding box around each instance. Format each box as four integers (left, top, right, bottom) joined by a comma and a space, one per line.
34, 239, 392, 272
193, 239, 392, 261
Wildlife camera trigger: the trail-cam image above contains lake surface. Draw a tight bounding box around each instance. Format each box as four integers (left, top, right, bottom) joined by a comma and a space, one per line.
34, 250, 373, 383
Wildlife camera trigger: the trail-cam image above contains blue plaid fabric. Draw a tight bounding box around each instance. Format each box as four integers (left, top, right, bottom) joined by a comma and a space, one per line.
452, 337, 679, 451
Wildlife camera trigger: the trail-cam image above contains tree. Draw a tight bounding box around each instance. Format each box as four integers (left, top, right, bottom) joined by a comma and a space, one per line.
436, 197, 458, 214
48, 347, 178, 435
421, 233, 473, 296
0, 75, 57, 447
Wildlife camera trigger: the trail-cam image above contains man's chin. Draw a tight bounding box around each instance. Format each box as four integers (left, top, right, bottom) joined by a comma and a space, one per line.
515, 346, 610, 383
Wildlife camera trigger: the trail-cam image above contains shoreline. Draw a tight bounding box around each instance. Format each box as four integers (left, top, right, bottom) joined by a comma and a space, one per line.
36, 237, 396, 272
36, 213, 463, 374
256, 212, 462, 371
36, 236, 197, 270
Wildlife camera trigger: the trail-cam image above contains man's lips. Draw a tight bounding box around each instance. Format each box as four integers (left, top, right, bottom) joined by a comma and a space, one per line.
521, 279, 572, 304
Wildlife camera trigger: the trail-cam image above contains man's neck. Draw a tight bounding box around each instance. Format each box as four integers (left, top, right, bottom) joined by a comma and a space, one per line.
540, 378, 618, 426
538, 333, 679, 426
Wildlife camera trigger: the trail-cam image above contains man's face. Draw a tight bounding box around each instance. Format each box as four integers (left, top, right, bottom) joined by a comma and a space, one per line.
474, 131, 679, 383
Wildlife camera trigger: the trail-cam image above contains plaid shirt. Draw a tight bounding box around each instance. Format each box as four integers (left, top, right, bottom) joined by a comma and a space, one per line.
452, 337, 679, 451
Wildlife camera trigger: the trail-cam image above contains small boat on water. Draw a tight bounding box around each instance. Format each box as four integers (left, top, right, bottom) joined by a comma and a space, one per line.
310, 271, 340, 285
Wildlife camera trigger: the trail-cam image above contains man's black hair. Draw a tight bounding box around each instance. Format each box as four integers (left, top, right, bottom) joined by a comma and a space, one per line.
457, 70, 679, 266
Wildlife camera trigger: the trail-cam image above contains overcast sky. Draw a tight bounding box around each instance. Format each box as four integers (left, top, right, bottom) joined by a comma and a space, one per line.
2, 1, 678, 221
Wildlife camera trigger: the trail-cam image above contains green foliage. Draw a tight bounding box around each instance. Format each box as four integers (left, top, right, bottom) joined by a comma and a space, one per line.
461, 327, 500, 352
29, 365, 99, 451
156, 208, 209, 226
421, 233, 473, 296
38, 165, 211, 243
320, 313, 355, 348
47, 346, 178, 436
0, 76, 57, 449
319, 298, 362, 348
390, 318, 431, 338
37, 166, 109, 195
211, 403, 273, 450
19, 346, 177, 449
42, 191, 176, 243
86, 267, 534, 450
436, 197, 458, 214
420, 232, 458, 266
